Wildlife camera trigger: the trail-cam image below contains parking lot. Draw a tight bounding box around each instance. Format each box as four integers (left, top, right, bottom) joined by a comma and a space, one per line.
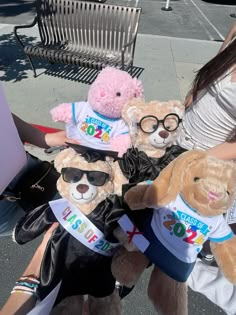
110, 0, 236, 41
1, 0, 236, 42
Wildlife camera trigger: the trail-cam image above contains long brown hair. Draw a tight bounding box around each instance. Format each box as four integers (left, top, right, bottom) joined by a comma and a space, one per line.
191, 38, 236, 101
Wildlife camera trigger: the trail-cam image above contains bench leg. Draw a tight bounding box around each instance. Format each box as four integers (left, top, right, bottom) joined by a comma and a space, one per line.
26, 54, 37, 78
126, 63, 133, 76
129, 64, 133, 76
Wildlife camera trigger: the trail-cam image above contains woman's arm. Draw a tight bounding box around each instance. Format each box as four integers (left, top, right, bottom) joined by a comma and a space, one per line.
0, 223, 58, 315
183, 93, 193, 108
219, 22, 236, 53
13, 114, 75, 148
207, 142, 236, 160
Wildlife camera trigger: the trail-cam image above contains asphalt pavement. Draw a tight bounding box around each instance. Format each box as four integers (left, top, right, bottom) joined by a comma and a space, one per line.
1, 0, 236, 41
0, 0, 235, 314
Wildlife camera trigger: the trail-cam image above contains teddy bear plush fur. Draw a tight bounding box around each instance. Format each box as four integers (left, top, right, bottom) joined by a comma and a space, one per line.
55, 148, 114, 213
50, 67, 144, 156
111, 98, 186, 287
121, 98, 184, 157
54, 147, 127, 207
14, 146, 132, 315
116, 150, 236, 315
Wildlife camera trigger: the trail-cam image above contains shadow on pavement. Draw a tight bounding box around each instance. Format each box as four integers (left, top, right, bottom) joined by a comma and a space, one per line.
0, 32, 144, 84
0, 32, 44, 82
43, 64, 144, 84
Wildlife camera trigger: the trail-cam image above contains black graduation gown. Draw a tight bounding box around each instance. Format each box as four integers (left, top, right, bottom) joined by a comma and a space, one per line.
14, 195, 125, 303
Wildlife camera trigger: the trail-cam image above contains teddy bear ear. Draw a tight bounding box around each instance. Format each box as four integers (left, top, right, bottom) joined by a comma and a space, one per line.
99, 67, 113, 74
121, 98, 144, 122
92, 67, 113, 83
101, 66, 116, 72
168, 100, 185, 117
143, 150, 207, 206
132, 77, 144, 98
54, 148, 76, 173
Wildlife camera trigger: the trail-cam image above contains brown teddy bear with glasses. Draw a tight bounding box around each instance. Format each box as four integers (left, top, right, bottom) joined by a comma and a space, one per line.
13, 144, 128, 315
122, 98, 184, 157
118, 98, 186, 183
109, 98, 187, 297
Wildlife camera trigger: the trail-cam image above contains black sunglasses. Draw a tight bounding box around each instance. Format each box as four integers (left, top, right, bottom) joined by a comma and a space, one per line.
61, 167, 110, 186
137, 113, 182, 134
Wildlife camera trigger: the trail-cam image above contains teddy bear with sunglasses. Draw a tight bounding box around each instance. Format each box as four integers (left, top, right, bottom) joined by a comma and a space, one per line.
13, 144, 128, 315
50, 67, 144, 157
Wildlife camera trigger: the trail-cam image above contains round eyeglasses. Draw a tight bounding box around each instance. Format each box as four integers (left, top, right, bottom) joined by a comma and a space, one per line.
137, 113, 182, 134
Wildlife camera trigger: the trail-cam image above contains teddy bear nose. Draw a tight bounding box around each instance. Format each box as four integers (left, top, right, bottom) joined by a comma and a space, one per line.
100, 90, 106, 97
208, 191, 219, 201
159, 130, 169, 139
76, 184, 89, 194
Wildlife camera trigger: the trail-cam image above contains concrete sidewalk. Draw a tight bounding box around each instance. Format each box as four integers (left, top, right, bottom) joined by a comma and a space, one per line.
0, 23, 221, 120
0, 23, 224, 314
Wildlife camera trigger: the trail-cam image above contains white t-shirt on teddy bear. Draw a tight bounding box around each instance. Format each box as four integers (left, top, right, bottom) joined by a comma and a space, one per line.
0, 84, 27, 194
151, 194, 233, 263
66, 101, 129, 150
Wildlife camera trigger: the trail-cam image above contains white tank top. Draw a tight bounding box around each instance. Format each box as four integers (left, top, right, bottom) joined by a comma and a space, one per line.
0, 83, 27, 194
177, 70, 236, 150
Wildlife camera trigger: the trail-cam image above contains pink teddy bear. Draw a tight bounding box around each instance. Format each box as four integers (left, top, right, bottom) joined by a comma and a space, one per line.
51, 67, 144, 156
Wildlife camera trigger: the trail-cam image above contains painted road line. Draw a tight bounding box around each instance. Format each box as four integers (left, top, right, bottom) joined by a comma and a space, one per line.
190, 0, 225, 41
183, 0, 214, 41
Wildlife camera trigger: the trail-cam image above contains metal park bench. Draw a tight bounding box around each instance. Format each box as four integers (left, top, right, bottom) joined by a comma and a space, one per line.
14, 0, 142, 78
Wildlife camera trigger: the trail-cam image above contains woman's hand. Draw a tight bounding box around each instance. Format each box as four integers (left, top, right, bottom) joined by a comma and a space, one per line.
0, 223, 59, 315
45, 131, 79, 148
13, 114, 79, 149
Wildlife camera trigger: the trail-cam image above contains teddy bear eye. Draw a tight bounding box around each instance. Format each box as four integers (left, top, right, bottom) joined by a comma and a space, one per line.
116, 92, 121, 97
226, 190, 230, 196
152, 124, 158, 130
193, 177, 200, 182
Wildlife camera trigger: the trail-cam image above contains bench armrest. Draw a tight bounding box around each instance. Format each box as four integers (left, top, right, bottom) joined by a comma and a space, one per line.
121, 35, 137, 69
13, 17, 38, 49
122, 35, 136, 51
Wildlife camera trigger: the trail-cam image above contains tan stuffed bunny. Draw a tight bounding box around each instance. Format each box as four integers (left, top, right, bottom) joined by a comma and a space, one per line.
118, 150, 236, 315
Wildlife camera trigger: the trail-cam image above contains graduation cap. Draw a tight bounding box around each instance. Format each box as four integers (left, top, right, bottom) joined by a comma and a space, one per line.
65, 143, 119, 162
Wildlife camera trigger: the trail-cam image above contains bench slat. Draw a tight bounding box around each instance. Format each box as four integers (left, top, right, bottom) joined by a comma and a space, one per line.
15, 0, 141, 76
